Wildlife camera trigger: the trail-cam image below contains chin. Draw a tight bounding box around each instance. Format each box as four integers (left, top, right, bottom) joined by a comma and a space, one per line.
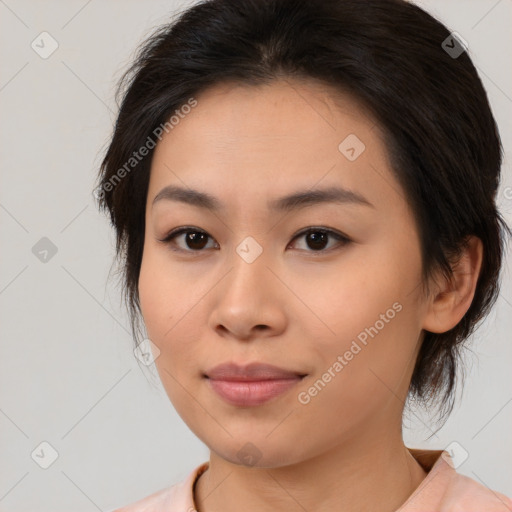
212, 436, 308, 469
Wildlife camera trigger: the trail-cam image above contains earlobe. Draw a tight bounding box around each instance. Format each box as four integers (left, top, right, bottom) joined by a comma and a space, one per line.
422, 236, 483, 334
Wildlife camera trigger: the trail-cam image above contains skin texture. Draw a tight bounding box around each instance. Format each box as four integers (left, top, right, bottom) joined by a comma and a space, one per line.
138, 78, 483, 512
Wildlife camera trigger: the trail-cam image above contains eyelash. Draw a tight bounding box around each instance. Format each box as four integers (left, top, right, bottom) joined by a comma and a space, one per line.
157, 226, 351, 256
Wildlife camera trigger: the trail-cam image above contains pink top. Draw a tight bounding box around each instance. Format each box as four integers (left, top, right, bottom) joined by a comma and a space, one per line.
113, 448, 512, 511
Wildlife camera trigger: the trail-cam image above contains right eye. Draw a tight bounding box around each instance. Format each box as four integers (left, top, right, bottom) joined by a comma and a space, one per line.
158, 227, 218, 253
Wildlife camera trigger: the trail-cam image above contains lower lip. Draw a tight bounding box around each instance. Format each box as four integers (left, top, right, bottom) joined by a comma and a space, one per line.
206, 377, 304, 407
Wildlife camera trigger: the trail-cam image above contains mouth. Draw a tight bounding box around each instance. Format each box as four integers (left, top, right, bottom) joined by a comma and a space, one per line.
205, 375, 306, 407
204, 361, 307, 381
203, 361, 308, 407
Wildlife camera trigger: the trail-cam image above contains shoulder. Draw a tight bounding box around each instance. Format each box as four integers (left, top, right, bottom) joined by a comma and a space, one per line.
402, 449, 511, 512
109, 462, 209, 512
439, 471, 512, 511
110, 485, 179, 512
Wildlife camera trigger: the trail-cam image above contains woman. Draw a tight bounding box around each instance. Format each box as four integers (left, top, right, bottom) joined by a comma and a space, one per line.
96, 0, 512, 510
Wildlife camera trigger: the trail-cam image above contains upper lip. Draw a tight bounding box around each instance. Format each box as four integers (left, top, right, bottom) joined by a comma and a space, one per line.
204, 362, 307, 381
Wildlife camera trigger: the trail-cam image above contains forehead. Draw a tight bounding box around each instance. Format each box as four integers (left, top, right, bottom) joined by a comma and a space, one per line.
160, 78, 377, 144
148, 78, 398, 213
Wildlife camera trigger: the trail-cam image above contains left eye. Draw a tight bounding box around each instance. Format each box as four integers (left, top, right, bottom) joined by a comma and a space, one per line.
289, 227, 350, 252
158, 226, 350, 254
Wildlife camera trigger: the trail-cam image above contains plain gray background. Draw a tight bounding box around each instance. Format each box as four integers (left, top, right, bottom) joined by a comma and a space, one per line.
0, 0, 511, 510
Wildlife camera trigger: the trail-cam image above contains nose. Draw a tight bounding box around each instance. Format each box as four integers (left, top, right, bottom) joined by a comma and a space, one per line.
207, 243, 287, 341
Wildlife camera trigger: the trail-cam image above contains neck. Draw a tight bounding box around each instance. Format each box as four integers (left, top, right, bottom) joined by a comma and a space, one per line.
194, 430, 428, 512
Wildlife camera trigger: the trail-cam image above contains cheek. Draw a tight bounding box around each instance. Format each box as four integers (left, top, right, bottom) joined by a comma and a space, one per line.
138, 254, 164, 339
294, 299, 421, 435
138, 247, 183, 353
297, 243, 423, 398
138, 247, 205, 373
138, 253, 200, 414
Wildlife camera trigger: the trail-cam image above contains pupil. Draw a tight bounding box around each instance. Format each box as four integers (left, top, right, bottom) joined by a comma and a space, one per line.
187, 232, 208, 250
307, 231, 328, 250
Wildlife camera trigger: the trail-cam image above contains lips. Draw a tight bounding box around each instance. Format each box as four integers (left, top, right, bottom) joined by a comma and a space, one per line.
204, 361, 307, 381
204, 362, 307, 407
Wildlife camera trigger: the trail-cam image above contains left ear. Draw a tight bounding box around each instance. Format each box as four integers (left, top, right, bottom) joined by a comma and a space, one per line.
421, 235, 483, 334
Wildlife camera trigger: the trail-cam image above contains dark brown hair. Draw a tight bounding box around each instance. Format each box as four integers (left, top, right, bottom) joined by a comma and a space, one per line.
95, 0, 511, 426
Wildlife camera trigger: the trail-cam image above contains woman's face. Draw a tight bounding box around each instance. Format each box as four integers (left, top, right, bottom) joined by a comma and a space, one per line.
138, 78, 431, 467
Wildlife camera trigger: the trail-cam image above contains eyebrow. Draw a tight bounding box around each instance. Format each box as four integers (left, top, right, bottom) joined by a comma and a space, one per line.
151, 184, 374, 212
